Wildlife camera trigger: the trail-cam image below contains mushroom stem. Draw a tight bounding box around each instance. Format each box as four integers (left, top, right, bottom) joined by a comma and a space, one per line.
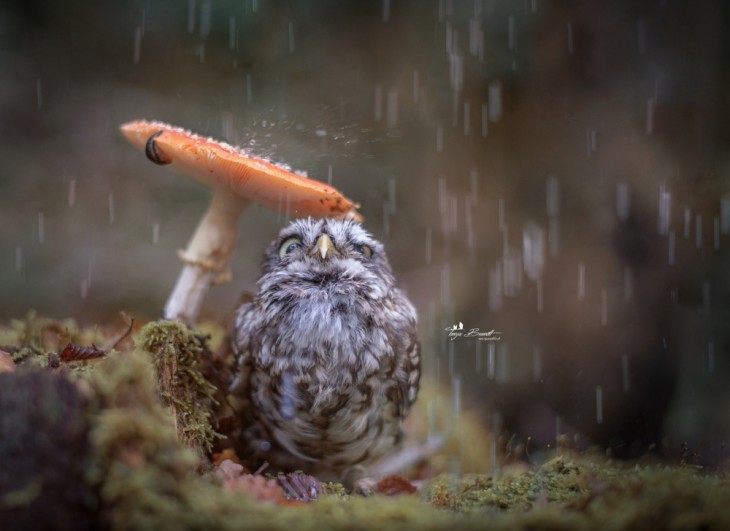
164, 188, 249, 325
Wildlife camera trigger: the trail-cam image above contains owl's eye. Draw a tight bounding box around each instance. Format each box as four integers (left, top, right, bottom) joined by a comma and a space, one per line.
353, 243, 373, 259
279, 237, 303, 258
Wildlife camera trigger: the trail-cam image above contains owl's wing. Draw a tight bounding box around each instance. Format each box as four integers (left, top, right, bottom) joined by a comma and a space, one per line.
400, 334, 421, 416
228, 302, 257, 415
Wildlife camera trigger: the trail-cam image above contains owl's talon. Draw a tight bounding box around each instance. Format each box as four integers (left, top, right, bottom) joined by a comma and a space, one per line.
352, 477, 378, 496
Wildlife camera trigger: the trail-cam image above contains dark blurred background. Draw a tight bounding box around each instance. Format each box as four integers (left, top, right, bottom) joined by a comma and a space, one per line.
1, 0, 728, 465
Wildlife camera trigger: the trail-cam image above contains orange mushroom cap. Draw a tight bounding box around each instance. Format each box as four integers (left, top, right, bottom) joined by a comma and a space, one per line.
119, 119, 362, 221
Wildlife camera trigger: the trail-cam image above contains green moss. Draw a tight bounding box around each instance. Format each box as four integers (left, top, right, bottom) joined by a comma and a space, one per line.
133, 320, 223, 460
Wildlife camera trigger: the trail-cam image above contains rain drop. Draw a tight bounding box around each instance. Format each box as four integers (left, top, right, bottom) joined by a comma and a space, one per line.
133, 27, 142, 64
187, 0, 196, 33
714, 217, 720, 250
488, 82, 502, 122
374, 84, 383, 122
646, 98, 655, 134
621, 354, 630, 392
595, 386, 603, 424
288, 21, 295, 54
229, 16, 236, 50
637, 19, 646, 55
37, 212, 45, 244
436, 123, 444, 152
425, 227, 432, 265
566, 22, 574, 54
657, 184, 671, 235
668, 230, 675, 265
532, 346, 542, 382
413, 70, 420, 103
546, 176, 560, 217
68, 179, 76, 207
108, 192, 115, 224
15, 247, 23, 274
695, 214, 702, 249
481, 103, 488, 137
452, 376, 461, 418
507, 16, 515, 51
577, 262, 586, 300
463, 100, 470, 136
382, 0, 390, 23
522, 222, 545, 282
487, 342, 495, 379
152, 222, 160, 244
683, 208, 691, 239
702, 281, 710, 315
386, 89, 398, 128
708, 341, 715, 373
721, 195, 730, 234
600, 289, 608, 326
36, 78, 42, 110
616, 182, 630, 221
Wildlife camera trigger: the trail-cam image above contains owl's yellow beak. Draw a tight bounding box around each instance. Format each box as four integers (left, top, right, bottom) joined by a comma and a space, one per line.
315, 234, 336, 259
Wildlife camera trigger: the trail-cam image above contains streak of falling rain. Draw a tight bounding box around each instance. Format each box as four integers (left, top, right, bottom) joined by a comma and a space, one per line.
586, 128, 597, 157
68, 179, 76, 207
503, 250, 522, 297
684, 208, 691, 239
436, 123, 443, 152
714, 217, 720, 249
546, 176, 560, 216
452, 376, 461, 418
577, 262, 586, 300
531, 0, 537, 12
657, 184, 671, 235
646, 98, 655, 134
668, 230, 675, 265
37, 212, 45, 244
695, 214, 702, 249
566, 22, 574, 54
152, 222, 160, 244
497, 196, 505, 231
487, 342, 495, 379
488, 82, 502, 122
623, 266, 633, 301
507, 16, 515, 50
475, 341, 482, 372
187, 0, 196, 33
448, 341, 454, 374
600, 289, 608, 326
386, 89, 398, 128
616, 182, 629, 221
469, 17, 482, 58
36, 78, 42, 110
326, 164, 333, 186
449, 196, 458, 233
383, 204, 390, 237
133, 27, 142, 63
489, 263, 502, 311
637, 19, 646, 55
522, 222, 545, 282
721, 195, 730, 234
288, 21, 295, 54
622, 354, 630, 392
449, 50, 464, 92
15, 247, 22, 274
229, 16, 236, 50
374, 84, 383, 122
465, 197, 474, 251
595, 386, 604, 424
221, 111, 234, 141
481, 103, 488, 137
548, 217, 560, 257
532, 346, 542, 382
536, 278, 543, 313
412, 70, 419, 103
387, 178, 396, 214
382, 0, 390, 23
425, 227, 432, 265
463, 100, 470, 136
708, 342, 715, 373
108, 193, 115, 224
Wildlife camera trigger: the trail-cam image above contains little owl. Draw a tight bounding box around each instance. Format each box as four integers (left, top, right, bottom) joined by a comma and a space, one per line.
230, 218, 419, 485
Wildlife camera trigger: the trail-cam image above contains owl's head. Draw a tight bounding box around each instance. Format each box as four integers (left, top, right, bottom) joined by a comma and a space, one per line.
258, 218, 395, 295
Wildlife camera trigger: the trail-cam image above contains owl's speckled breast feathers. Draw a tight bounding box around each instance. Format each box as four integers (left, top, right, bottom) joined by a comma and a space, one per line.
229, 218, 419, 482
